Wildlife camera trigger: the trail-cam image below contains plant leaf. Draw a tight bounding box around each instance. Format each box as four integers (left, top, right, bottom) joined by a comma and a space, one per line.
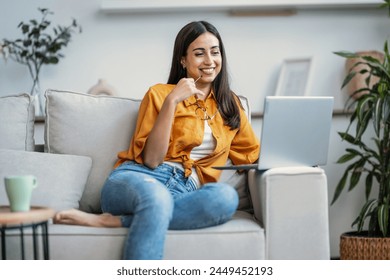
373, 97, 383, 136
336, 152, 358, 164
365, 173, 373, 200
331, 172, 348, 205
348, 159, 366, 192
352, 199, 376, 232
378, 203, 389, 237
341, 71, 357, 89
338, 132, 358, 145
331, 164, 355, 205
334, 51, 359, 59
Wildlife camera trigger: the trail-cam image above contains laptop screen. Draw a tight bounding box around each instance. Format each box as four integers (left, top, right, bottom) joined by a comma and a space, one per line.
258, 96, 334, 170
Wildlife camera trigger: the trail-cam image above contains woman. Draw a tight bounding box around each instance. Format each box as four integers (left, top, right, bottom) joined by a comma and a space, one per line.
54, 21, 260, 259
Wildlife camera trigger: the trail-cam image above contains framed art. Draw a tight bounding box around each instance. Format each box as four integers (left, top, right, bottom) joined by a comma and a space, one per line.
274, 57, 313, 96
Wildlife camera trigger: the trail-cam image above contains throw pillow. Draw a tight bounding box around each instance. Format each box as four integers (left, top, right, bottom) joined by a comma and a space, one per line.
44, 89, 141, 213
0, 93, 35, 151
0, 149, 92, 211
219, 159, 253, 212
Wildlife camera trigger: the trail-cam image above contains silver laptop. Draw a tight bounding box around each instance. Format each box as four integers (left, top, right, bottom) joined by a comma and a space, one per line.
214, 96, 334, 171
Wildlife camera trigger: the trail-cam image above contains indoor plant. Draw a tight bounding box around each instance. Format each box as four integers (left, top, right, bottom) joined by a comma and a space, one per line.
330, 0, 390, 260
0, 8, 81, 116
332, 40, 390, 259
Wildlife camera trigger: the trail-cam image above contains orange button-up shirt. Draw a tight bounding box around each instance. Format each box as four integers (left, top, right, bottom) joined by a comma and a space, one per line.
116, 84, 260, 184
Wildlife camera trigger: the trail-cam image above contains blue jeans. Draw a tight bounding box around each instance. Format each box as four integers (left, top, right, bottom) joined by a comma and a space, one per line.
100, 161, 239, 260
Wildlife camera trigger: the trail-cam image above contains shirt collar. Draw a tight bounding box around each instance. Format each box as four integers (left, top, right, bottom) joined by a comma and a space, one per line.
183, 90, 216, 107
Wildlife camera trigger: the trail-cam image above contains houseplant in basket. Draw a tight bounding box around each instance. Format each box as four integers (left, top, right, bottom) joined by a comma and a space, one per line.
332, 40, 390, 259
0, 8, 81, 116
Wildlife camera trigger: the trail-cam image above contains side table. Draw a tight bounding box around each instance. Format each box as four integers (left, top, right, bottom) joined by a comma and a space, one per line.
0, 206, 55, 260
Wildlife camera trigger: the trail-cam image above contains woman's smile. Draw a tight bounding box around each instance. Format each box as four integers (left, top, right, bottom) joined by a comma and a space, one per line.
200, 67, 216, 75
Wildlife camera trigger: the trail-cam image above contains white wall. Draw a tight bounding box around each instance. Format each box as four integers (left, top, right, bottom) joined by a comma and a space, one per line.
1, 0, 389, 258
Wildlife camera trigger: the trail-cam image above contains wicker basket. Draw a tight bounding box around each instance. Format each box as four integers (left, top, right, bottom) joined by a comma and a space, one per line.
340, 231, 390, 260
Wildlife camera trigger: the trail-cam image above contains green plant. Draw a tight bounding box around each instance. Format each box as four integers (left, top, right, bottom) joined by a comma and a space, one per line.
0, 8, 81, 95
332, 41, 390, 237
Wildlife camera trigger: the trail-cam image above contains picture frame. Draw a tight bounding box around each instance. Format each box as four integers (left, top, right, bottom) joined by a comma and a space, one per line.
274, 57, 313, 96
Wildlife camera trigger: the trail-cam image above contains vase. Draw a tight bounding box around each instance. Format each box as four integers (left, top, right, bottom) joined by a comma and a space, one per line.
344, 50, 384, 99
87, 79, 117, 96
31, 81, 45, 117
340, 231, 390, 260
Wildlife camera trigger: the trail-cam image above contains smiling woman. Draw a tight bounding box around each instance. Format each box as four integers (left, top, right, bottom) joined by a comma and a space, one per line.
180, 32, 222, 98
54, 21, 260, 260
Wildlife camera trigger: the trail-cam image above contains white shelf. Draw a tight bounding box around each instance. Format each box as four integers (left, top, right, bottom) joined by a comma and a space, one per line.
100, 0, 384, 13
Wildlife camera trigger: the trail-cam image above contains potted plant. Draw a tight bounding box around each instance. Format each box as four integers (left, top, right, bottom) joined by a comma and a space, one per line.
332, 41, 390, 259
0, 8, 81, 116
331, 0, 390, 260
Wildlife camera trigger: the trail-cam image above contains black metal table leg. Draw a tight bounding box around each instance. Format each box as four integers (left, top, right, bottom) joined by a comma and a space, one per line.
42, 222, 49, 260
1, 226, 6, 260
32, 223, 38, 260
20, 225, 25, 260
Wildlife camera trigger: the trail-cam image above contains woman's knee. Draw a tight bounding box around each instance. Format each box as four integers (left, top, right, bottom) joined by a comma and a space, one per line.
101, 171, 174, 217
146, 183, 174, 213
202, 183, 239, 213
205, 183, 238, 201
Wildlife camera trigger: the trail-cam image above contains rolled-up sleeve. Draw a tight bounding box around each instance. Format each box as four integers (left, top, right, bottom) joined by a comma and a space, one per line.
229, 108, 260, 165
116, 86, 163, 166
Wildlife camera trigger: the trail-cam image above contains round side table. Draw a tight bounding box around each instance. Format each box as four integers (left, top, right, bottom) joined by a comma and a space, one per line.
0, 206, 55, 260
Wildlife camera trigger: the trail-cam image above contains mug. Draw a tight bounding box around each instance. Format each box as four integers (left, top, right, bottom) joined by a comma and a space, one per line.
4, 175, 37, 212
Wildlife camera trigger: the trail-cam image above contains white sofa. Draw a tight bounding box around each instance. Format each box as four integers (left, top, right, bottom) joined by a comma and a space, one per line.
0, 90, 330, 260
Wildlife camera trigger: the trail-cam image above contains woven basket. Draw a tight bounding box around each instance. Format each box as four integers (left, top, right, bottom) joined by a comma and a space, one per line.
340, 231, 390, 260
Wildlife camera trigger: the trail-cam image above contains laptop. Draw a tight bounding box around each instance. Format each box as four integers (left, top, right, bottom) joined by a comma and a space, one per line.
213, 96, 334, 171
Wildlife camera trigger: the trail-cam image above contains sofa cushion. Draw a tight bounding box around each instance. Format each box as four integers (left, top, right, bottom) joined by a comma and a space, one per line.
44, 89, 141, 213
0, 93, 35, 151
219, 160, 252, 212
0, 149, 92, 211
36, 211, 263, 260
238, 95, 251, 122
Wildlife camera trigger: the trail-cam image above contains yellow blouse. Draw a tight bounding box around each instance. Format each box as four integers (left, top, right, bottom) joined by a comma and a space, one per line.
115, 83, 260, 184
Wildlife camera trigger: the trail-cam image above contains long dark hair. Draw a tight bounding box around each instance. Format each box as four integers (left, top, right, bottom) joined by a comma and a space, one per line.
167, 21, 241, 130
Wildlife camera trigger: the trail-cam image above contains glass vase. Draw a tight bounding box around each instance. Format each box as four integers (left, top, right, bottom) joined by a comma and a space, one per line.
31, 81, 45, 117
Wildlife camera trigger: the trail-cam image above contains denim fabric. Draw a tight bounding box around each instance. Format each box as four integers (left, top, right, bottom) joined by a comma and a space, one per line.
100, 161, 239, 260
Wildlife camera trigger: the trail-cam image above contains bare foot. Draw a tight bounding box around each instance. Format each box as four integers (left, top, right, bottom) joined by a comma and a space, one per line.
53, 209, 121, 228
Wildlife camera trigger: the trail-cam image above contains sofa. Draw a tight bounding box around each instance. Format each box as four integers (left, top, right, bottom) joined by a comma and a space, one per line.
0, 89, 331, 260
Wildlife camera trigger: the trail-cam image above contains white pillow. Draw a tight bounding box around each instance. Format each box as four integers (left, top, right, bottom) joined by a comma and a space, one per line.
0, 94, 35, 151
44, 89, 141, 213
219, 159, 252, 212
0, 149, 92, 211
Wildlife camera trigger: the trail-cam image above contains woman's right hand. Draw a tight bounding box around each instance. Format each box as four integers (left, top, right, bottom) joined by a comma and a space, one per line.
169, 77, 205, 104
142, 77, 205, 168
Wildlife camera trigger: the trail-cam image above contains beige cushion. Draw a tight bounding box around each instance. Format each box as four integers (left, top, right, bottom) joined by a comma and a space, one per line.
44, 89, 141, 213
238, 95, 251, 122
0, 93, 35, 151
0, 149, 92, 211
45, 211, 264, 260
219, 159, 252, 212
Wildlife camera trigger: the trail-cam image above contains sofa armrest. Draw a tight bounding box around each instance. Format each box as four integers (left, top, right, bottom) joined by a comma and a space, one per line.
247, 166, 330, 260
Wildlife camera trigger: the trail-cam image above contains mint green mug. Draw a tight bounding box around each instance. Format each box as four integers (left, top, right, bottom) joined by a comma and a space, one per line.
4, 175, 37, 212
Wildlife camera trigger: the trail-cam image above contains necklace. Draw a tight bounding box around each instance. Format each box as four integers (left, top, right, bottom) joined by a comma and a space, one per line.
193, 101, 217, 120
